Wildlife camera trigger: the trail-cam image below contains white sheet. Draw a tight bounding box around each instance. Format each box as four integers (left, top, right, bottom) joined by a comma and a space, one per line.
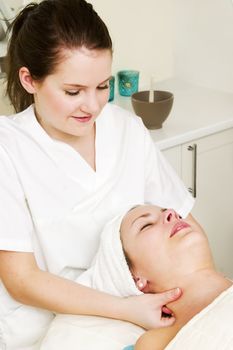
40, 315, 144, 350
166, 285, 233, 349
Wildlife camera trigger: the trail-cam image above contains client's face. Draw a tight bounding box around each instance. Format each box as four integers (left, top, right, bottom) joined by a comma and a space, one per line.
120, 205, 212, 292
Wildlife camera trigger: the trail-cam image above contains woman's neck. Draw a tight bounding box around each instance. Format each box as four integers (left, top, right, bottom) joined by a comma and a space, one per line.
164, 269, 232, 327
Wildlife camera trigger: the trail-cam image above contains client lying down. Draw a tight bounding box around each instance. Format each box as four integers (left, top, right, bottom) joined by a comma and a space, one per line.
41, 205, 233, 350
121, 205, 233, 350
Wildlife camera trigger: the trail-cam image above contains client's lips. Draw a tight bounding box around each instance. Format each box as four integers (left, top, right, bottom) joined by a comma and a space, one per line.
170, 221, 191, 238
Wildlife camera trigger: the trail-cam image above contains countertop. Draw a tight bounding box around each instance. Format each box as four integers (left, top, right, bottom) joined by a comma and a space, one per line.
113, 78, 233, 150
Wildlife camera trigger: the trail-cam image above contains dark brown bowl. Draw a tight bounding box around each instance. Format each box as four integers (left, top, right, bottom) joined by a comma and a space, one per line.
131, 90, 174, 129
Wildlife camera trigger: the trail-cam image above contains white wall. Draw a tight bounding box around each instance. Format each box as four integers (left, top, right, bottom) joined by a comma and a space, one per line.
7, 0, 36, 11
173, 0, 233, 92
89, 0, 174, 88
90, 0, 233, 92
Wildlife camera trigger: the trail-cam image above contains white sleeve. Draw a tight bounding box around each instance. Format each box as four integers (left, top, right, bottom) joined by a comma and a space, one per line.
0, 145, 34, 251
143, 128, 194, 218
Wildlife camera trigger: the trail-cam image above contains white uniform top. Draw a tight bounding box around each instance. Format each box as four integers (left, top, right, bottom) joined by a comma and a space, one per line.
0, 103, 194, 348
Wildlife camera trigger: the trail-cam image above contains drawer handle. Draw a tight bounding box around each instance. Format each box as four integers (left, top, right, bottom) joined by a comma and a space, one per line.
187, 144, 197, 198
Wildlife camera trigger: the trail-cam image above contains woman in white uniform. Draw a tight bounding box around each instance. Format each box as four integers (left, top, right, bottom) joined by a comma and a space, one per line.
0, 0, 195, 348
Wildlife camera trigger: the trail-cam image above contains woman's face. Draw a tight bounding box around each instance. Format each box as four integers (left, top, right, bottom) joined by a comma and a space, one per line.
120, 205, 212, 291
32, 47, 112, 142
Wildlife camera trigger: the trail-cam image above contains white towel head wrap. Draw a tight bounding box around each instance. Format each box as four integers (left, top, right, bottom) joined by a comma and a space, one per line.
77, 210, 142, 297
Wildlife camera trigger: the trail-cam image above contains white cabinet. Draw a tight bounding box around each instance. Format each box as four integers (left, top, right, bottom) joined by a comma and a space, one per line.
163, 146, 182, 177
162, 128, 233, 278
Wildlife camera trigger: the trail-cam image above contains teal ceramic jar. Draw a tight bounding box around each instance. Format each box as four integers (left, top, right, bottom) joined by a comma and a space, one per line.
117, 70, 139, 96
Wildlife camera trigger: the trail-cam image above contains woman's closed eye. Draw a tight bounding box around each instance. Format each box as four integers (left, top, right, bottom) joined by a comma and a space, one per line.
140, 223, 153, 232
65, 85, 108, 96
65, 90, 80, 96
97, 84, 109, 90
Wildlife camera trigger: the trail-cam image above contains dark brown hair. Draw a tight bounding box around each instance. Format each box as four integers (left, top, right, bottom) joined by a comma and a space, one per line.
6, 0, 112, 112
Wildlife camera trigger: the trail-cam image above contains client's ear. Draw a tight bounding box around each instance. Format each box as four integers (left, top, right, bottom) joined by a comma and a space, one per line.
134, 276, 150, 293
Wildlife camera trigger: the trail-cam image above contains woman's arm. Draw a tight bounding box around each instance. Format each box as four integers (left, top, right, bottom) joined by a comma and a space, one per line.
0, 250, 181, 329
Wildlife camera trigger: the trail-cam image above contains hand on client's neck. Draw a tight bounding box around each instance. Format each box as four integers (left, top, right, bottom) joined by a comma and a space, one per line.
151, 268, 232, 327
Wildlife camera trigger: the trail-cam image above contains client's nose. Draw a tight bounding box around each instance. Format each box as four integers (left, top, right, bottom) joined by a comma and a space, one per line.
164, 209, 180, 223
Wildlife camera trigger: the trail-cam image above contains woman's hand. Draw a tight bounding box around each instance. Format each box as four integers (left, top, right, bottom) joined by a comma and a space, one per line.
121, 288, 182, 330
